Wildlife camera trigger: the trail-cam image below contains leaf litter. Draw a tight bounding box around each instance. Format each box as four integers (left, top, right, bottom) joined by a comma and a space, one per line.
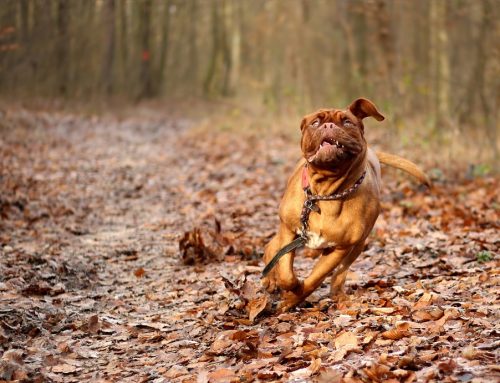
0, 106, 498, 382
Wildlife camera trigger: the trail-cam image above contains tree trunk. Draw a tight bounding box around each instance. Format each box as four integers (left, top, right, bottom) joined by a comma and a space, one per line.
185, 0, 198, 95
101, 0, 116, 96
156, 0, 171, 96
430, 0, 450, 130
374, 0, 401, 124
225, 0, 240, 96
118, 0, 129, 95
203, 0, 220, 97
0, 1, 17, 91
138, 0, 153, 100
56, 0, 69, 96
412, 0, 431, 112
336, 1, 360, 101
19, 0, 30, 43
458, 2, 493, 127
478, 0, 498, 163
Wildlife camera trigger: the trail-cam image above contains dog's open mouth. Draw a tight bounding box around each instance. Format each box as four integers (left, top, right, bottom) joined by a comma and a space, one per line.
307, 138, 346, 163
320, 139, 344, 149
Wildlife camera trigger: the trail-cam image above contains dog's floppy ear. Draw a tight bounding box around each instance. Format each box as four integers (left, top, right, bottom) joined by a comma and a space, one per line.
348, 98, 385, 121
300, 117, 307, 132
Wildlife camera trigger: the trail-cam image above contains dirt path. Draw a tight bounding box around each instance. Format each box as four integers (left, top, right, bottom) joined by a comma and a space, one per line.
1, 108, 498, 382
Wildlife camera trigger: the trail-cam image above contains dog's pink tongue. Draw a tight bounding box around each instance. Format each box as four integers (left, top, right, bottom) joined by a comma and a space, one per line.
320, 140, 332, 148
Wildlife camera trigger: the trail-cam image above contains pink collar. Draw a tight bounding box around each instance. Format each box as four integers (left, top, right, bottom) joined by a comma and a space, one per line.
301, 164, 310, 190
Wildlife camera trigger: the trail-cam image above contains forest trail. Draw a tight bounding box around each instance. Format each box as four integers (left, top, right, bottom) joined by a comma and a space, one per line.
1, 108, 498, 382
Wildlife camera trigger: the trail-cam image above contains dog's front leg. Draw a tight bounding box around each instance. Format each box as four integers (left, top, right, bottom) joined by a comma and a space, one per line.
262, 224, 299, 293
278, 246, 353, 312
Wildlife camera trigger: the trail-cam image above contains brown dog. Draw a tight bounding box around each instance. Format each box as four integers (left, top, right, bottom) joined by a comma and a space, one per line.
262, 98, 429, 312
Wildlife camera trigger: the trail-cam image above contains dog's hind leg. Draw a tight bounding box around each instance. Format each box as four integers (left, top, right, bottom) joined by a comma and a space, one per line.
330, 242, 364, 301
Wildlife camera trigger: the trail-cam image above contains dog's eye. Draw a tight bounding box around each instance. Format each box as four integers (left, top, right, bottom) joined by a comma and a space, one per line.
343, 119, 354, 127
311, 120, 321, 128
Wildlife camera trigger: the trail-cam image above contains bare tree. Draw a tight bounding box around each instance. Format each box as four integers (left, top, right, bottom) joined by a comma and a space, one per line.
101, 0, 116, 96
56, 0, 70, 96
138, 0, 153, 100
156, 0, 171, 96
430, 0, 450, 129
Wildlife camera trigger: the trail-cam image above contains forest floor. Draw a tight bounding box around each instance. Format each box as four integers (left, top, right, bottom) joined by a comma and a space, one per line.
0, 105, 498, 383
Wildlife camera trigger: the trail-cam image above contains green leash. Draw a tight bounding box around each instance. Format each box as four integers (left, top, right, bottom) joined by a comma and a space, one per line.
262, 236, 307, 277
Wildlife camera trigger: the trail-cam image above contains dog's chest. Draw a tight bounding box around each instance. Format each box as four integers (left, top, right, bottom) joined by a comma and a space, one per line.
299, 230, 337, 249
293, 202, 342, 250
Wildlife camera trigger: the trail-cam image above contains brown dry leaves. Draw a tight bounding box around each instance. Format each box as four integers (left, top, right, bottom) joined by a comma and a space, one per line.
247, 294, 270, 322
0, 107, 498, 382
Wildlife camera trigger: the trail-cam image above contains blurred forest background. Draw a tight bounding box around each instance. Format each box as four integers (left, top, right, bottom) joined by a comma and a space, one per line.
0, 0, 498, 166
2, 2, 500, 381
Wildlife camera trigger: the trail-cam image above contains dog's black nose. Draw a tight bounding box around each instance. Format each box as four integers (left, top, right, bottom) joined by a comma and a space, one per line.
322, 122, 336, 130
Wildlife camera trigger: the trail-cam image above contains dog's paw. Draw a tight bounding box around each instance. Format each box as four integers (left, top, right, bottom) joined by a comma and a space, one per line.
277, 283, 305, 312
262, 269, 300, 294
277, 292, 302, 313
330, 285, 350, 303
331, 290, 349, 303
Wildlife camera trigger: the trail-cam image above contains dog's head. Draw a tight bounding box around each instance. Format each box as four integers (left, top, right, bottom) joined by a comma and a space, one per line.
300, 98, 384, 171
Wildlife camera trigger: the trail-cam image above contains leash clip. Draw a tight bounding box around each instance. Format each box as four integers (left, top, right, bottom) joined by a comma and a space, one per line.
304, 199, 320, 213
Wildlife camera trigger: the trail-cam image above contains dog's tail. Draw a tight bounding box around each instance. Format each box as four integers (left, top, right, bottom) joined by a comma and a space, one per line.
376, 151, 431, 187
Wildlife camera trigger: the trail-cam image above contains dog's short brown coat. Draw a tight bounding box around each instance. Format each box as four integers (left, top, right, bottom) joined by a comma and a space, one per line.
262, 98, 429, 312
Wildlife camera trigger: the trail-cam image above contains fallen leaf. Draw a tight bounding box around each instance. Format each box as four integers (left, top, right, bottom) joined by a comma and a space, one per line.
134, 267, 145, 278
462, 345, 479, 360
51, 364, 79, 374
370, 307, 396, 315
413, 292, 433, 309
179, 227, 223, 265
334, 331, 359, 350
412, 306, 444, 322
291, 357, 322, 378
247, 294, 269, 322
428, 311, 451, 333
437, 359, 457, 373
208, 368, 236, 382
87, 315, 100, 334
381, 322, 411, 340
164, 365, 189, 379
317, 368, 343, 383
330, 331, 360, 362
363, 363, 392, 382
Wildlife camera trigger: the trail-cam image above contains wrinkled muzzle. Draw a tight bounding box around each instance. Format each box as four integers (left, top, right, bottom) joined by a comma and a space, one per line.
303, 123, 363, 168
